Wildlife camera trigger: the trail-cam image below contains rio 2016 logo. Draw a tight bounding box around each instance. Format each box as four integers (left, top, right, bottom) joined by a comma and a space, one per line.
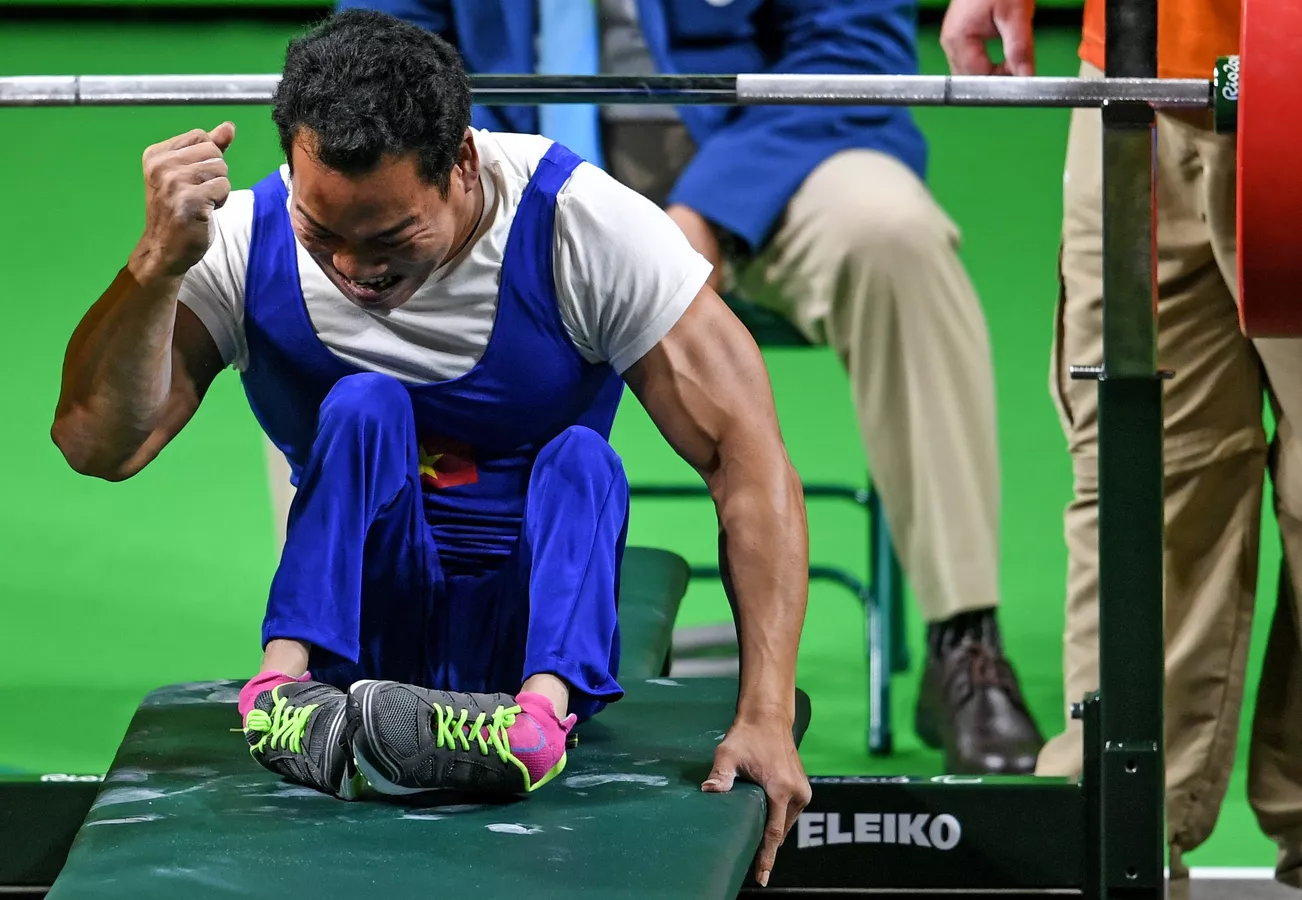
1220, 56, 1240, 102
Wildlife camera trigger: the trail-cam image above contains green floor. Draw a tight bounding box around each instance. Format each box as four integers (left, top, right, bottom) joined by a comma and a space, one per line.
0, 16, 1280, 868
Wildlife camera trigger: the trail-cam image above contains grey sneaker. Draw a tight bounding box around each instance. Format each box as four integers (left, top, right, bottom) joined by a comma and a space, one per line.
243, 680, 364, 800
348, 680, 530, 796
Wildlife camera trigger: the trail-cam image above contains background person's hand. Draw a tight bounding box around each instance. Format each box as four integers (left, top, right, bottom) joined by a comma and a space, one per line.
703, 714, 811, 888
941, 0, 1037, 75
130, 122, 236, 283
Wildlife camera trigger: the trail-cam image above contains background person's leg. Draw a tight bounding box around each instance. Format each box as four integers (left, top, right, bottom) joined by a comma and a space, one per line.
735, 149, 1000, 627
265, 434, 294, 555
1039, 72, 1265, 894
1249, 345, 1302, 892
1248, 463, 1302, 889
731, 147, 1039, 773
1193, 96, 1302, 888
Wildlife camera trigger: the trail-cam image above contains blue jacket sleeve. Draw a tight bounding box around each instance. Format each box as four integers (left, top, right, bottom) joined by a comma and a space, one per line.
664, 0, 929, 253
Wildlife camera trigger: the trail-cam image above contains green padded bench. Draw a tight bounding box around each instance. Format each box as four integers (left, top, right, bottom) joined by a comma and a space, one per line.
38, 546, 811, 900
612, 547, 689, 680
46, 677, 809, 900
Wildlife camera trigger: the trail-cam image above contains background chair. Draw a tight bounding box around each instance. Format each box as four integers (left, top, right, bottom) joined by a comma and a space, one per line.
631, 293, 908, 756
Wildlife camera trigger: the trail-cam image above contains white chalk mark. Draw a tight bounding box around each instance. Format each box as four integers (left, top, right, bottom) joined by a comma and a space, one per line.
94, 788, 166, 806
632, 759, 660, 766
563, 773, 669, 789
647, 678, 681, 686
107, 768, 149, 784
401, 814, 446, 821
152, 866, 238, 890
87, 814, 163, 827
487, 823, 542, 835
94, 785, 203, 808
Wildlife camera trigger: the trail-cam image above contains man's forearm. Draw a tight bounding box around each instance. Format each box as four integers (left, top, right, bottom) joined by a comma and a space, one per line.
712, 452, 809, 724
52, 260, 182, 477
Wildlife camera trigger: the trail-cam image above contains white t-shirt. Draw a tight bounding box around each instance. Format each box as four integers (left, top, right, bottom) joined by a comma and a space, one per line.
178, 129, 713, 382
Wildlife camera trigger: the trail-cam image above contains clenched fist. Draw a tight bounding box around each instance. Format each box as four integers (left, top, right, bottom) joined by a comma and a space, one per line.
129, 122, 236, 284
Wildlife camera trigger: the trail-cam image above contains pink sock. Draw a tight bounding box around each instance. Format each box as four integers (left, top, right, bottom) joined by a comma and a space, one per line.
506, 692, 576, 787
238, 670, 310, 725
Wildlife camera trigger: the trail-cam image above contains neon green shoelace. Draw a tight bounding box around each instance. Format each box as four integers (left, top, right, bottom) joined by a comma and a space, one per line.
432, 703, 521, 761
246, 693, 318, 755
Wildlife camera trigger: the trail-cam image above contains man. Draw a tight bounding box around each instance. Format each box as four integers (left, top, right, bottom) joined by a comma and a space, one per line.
942, 0, 1302, 894
325, 0, 1046, 776
50, 10, 810, 885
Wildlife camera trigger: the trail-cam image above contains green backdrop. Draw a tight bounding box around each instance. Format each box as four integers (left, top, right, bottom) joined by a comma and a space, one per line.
0, 13, 1275, 871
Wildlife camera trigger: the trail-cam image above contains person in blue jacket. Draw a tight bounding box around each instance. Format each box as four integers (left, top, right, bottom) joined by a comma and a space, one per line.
303, 0, 1043, 775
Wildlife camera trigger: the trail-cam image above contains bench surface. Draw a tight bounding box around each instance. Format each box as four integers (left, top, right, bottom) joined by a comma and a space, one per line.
47, 674, 808, 900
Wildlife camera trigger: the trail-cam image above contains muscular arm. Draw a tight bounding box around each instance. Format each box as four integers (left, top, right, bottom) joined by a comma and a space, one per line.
623, 287, 809, 723
51, 264, 225, 481
52, 124, 233, 481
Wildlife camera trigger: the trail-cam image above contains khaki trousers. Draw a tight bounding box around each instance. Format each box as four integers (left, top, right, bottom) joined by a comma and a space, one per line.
266, 440, 292, 552
264, 129, 1004, 625
602, 119, 1002, 622
1038, 62, 1302, 892
726, 149, 1002, 622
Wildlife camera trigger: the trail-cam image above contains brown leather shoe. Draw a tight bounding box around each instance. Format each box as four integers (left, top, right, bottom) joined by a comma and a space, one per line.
915, 614, 1044, 774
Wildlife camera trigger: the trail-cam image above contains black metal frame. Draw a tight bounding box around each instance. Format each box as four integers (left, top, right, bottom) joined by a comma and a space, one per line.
1088, 0, 1166, 893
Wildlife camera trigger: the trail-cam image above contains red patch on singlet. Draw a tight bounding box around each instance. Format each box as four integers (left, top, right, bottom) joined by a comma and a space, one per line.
417, 435, 479, 489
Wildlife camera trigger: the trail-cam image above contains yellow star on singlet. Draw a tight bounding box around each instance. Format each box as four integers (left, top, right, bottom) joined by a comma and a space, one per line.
418, 446, 444, 483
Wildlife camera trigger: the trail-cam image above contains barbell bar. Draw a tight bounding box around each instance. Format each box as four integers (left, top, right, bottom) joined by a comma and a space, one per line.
0, 65, 1231, 121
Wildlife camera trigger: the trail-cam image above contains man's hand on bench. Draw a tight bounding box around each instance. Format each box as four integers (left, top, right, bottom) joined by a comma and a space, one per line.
703, 714, 811, 888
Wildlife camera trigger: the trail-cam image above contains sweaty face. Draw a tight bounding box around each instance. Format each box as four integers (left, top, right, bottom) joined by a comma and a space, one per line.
289, 129, 481, 311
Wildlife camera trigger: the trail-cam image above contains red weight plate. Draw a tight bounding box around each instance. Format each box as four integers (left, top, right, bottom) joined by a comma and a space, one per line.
1237, 0, 1302, 337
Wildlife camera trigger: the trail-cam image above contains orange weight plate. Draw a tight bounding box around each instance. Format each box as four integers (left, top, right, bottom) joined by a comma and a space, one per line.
1237, 0, 1302, 337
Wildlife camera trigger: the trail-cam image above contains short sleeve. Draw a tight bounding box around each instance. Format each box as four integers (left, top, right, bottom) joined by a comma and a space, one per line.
176, 187, 255, 371
552, 162, 714, 375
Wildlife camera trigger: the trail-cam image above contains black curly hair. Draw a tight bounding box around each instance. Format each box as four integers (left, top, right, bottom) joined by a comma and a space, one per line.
272, 8, 472, 195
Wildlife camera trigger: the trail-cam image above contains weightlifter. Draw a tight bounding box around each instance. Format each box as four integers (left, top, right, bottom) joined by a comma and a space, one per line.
942, 0, 1302, 893
49, 10, 810, 885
